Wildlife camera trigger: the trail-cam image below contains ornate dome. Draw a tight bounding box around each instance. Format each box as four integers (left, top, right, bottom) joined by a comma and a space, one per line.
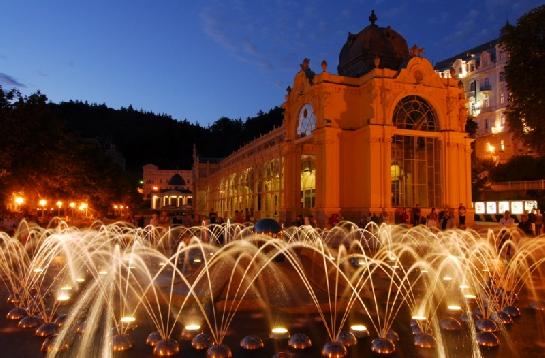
338, 10, 410, 77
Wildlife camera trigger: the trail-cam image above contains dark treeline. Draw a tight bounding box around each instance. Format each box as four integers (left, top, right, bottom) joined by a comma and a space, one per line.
0, 85, 284, 211
50, 101, 283, 172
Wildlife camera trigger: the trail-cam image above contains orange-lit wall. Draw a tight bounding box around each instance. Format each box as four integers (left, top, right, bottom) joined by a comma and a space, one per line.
194, 57, 473, 226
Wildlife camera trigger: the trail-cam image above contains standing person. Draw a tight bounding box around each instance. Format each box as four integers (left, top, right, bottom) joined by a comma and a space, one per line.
149, 212, 159, 227
412, 204, 421, 227
404, 208, 411, 225
458, 203, 467, 229
440, 208, 449, 231
427, 208, 438, 229
209, 209, 217, 224
535, 209, 543, 236
518, 213, 533, 236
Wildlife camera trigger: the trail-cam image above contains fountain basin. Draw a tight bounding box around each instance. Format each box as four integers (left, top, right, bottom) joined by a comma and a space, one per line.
288, 333, 312, 349
371, 337, 396, 355
153, 338, 180, 356
321, 340, 347, 357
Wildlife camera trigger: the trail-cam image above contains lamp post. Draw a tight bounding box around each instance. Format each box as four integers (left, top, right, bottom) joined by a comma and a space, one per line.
13, 196, 25, 212
79, 202, 88, 217
38, 199, 47, 217
56, 201, 63, 216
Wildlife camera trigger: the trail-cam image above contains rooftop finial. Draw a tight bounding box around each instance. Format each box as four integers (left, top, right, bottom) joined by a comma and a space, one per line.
369, 10, 377, 26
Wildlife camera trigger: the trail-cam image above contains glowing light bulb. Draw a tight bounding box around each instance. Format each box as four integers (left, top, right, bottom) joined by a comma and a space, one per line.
270, 326, 289, 338
411, 315, 427, 321
60, 285, 72, 291
350, 324, 369, 338
447, 305, 462, 311
184, 323, 200, 331
75, 277, 85, 283
464, 294, 477, 299
33, 268, 44, 273
120, 316, 136, 323
193, 258, 202, 263
459, 284, 469, 289
443, 276, 453, 281
57, 292, 70, 301
98, 270, 107, 275
350, 324, 368, 332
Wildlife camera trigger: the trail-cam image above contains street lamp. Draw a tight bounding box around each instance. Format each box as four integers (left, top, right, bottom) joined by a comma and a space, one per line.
13, 196, 25, 211
79, 202, 88, 217
39, 199, 47, 217
56, 201, 63, 216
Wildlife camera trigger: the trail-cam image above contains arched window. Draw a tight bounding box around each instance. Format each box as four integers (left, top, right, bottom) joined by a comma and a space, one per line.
393, 96, 438, 131
391, 96, 441, 208
297, 104, 316, 137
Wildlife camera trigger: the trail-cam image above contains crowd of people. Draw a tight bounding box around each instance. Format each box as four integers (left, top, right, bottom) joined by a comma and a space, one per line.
393, 203, 467, 230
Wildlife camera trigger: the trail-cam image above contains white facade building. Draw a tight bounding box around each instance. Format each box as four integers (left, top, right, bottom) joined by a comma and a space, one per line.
435, 39, 532, 164
142, 164, 192, 210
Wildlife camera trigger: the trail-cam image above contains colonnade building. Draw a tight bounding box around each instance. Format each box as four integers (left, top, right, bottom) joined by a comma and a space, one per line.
193, 12, 473, 225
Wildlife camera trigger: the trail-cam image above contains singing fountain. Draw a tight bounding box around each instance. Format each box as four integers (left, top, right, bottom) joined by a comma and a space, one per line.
0, 219, 543, 357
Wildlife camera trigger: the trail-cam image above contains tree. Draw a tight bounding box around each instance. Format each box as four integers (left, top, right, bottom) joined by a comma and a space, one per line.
501, 5, 545, 153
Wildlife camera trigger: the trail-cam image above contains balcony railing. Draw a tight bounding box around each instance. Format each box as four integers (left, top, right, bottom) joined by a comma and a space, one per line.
480, 83, 492, 91
489, 180, 545, 191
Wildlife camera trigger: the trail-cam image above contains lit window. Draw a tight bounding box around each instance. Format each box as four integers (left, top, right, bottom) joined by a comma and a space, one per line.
500, 140, 505, 152
297, 104, 317, 137
487, 142, 495, 153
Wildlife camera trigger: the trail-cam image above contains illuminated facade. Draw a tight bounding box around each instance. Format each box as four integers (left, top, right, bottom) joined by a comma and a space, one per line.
435, 38, 532, 164
194, 13, 473, 225
142, 164, 192, 210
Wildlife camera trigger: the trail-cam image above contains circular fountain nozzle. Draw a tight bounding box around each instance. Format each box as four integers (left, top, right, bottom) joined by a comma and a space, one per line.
192, 332, 213, 350
7, 294, 19, 305
371, 337, 396, 355
181, 324, 201, 340
112, 333, 133, 352
240, 335, 264, 350
18, 315, 42, 329
207, 343, 233, 358
491, 311, 513, 325
349, 324, 369, 338
502, 305, 521, 318
476, 318, 499, 333
6, 307, 27, 320
146, 331, 162, 347
321, 340, 347, 357
476, 331, 500, 348
338, 331, 357, 347
153, 338, 180, 356
54, 313, 68, 328
288, 333, 312, 349
36, 322, 58, 337
413, 333, 435, 349
439, 317, 462, 331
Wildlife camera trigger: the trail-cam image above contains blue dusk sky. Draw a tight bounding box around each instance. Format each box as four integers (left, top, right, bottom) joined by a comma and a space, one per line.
0, 0, 543, 125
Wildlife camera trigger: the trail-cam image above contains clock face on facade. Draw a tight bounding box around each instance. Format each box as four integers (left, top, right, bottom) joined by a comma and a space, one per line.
297, 103, 316, 137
